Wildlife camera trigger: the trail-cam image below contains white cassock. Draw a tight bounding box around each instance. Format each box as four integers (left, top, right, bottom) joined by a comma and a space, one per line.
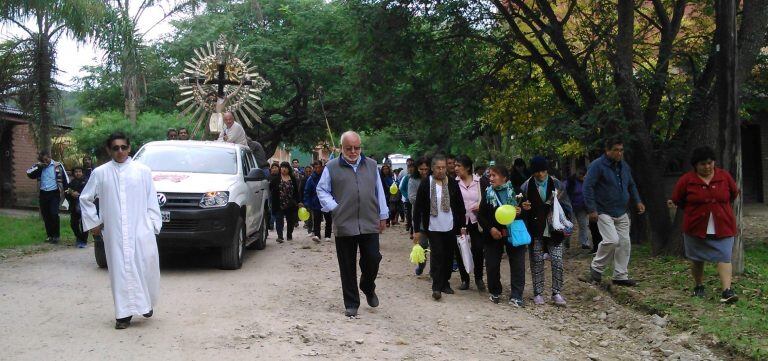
79, 157, 162, 319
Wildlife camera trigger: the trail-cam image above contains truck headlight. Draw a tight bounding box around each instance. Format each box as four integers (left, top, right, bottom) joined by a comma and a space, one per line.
200, 191, 229, 208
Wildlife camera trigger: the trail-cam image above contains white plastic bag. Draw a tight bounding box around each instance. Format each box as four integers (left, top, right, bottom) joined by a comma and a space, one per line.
551, 189, 574, 231
456, 233, 474, 274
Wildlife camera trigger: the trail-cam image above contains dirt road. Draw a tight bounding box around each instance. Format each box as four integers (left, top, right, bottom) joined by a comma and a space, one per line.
0, 224, 723, 360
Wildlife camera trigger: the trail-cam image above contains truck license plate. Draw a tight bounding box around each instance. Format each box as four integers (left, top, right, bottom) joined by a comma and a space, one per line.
161, 211, 171, 223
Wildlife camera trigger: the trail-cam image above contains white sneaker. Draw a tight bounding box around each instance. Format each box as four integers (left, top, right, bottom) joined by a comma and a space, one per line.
324, 237, 332, 242
311, 236, 320, 243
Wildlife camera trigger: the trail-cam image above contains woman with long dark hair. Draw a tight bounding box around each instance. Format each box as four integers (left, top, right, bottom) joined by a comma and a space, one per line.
269, 161, 301, 242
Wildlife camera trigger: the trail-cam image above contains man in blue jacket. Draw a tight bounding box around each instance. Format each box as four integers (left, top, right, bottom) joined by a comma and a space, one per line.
304, 160, 332, 242
583, 138, 645, 287
26, 150, 69, 244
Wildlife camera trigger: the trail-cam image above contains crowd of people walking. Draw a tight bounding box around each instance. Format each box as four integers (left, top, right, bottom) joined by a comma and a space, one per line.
27, 127, 740, 328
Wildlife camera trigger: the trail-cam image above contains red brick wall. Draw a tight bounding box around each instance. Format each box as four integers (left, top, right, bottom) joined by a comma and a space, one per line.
12, 124, 39, 207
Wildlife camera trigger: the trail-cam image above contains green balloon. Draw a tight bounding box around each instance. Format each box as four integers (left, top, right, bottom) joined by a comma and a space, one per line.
495, 204, 516, 225
298, 207, 310, 221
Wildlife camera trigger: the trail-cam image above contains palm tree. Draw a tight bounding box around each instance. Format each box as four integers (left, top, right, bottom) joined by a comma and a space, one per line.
96, 0, 199, 123
0, 0, 105, 151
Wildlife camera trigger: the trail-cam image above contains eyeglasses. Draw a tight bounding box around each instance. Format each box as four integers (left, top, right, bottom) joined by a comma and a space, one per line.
343, 146, 362, 152
111, 145, 129, 152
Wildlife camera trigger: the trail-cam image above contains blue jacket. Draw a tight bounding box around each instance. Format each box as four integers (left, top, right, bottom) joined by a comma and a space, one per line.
583, 154, 642, 217
399, 175, 410, 202
303, 172, 322, 211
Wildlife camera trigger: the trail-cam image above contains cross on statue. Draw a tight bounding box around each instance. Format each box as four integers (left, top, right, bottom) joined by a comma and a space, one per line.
172, 35, 269, 133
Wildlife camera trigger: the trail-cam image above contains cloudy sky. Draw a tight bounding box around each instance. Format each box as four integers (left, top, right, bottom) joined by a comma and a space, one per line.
1, 4, 191, 89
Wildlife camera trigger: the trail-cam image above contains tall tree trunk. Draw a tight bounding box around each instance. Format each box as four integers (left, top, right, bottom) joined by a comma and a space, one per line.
612, 0, 672, 254
35, 33, 52, 152
715, 0, 744, 274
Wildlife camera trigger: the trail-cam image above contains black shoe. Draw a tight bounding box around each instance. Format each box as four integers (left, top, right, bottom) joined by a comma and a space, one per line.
442, 286, 455, 294
50, 237, 60, 244
344, 308, 358, 317
612, 279, 638, 287
276, 237, 284, 244
143, 309, 153, 318
365, 292, 379, 308
581, 245, 591, 250
692, 285, 705, 298
475, 279, 486, 292
115, 316, 132, 329
432, 291, 442, 300
458, 281, 469, 290
489, 294, 500, 304
720, 288, 738, 304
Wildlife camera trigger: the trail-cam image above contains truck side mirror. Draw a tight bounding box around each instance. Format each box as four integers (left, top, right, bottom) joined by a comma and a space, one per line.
245, 168, 267, 182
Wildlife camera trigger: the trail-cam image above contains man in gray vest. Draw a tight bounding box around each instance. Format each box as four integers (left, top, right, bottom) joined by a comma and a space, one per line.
317, 131, 389, 317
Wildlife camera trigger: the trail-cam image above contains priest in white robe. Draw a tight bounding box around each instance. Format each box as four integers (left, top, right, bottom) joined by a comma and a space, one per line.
79, 132, 162, 329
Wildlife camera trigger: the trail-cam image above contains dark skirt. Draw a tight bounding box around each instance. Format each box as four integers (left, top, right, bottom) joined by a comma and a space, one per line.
683, 234, 734, 263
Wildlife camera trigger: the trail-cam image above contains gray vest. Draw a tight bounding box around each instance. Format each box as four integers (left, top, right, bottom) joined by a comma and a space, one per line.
327, 156, 381, 237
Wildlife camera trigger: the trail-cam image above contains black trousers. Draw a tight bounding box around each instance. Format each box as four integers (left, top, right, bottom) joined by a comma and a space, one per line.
312, 210, 332, 238
467, 223, 485, 281
274, 208, 296, 239
69, 210, 88, 243
404, 202, 413, 234
485, 238, 527, 299
428, 231, 457, 291
39, 190, 60, 238
335, 233, 382, 309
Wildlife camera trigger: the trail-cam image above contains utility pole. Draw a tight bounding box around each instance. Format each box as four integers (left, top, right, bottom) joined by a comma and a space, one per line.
715, 0, 743, 274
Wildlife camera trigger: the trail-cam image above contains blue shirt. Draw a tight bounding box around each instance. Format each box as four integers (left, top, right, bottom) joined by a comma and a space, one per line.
40, 161, 58, 191
583, 154, 642, 217
316, 155, 389, 220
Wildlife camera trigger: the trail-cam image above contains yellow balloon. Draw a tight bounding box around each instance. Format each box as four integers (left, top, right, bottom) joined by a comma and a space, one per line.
495, 204, 517, 225
298, 207, 310, 221
389, 183, 398, 195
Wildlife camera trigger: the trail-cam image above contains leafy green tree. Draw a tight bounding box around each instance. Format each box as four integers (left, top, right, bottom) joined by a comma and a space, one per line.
70, 110, 188, 161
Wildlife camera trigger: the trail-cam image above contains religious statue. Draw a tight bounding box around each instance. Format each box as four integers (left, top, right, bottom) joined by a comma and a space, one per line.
172, 35, 269, 138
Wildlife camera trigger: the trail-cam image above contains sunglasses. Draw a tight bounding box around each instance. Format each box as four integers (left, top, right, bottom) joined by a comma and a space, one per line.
111, 145, 129, 152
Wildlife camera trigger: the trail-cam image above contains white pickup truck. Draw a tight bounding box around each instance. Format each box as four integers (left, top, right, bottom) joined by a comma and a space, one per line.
93, 140, 270, 270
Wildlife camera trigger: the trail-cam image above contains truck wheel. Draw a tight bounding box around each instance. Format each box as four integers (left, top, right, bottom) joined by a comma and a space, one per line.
246, 215, 267, 250
94, 240, 108, 269
220, 217, 244, 270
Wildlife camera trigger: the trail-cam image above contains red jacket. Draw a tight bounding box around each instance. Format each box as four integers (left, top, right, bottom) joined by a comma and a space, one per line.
670, 168, 739, 238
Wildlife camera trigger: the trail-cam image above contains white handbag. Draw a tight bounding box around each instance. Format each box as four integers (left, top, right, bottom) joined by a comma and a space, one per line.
456, 233, 474, 274
551, 189, 574, 231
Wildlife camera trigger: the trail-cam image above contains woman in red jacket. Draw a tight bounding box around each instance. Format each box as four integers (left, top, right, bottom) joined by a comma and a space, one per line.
668, 146, 739, 303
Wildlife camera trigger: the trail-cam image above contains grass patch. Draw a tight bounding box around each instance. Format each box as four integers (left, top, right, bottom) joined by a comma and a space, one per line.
609, 241, 768, 360
0, 214, 76, 249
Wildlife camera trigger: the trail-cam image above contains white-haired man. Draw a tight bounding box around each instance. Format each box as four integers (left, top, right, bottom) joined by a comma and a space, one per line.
316, 131, 389, 317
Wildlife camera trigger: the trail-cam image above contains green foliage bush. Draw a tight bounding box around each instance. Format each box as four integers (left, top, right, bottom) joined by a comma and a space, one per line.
70, 111, 188, 161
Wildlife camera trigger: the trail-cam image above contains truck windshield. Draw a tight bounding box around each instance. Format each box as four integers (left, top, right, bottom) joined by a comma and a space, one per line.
135, 145, 238, 174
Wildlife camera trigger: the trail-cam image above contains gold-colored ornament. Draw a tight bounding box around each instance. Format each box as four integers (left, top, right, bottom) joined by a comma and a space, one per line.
171, 34, 269, 138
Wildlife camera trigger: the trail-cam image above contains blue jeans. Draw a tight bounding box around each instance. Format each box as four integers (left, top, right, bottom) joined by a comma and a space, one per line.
274, 208, 296, 239
574, 208, 589, 246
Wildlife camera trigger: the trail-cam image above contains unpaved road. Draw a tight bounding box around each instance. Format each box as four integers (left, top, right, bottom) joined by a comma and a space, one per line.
0, 224, 724, 360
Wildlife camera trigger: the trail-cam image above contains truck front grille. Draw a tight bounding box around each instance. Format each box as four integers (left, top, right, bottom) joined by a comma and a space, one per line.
163, 193, 204, 208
